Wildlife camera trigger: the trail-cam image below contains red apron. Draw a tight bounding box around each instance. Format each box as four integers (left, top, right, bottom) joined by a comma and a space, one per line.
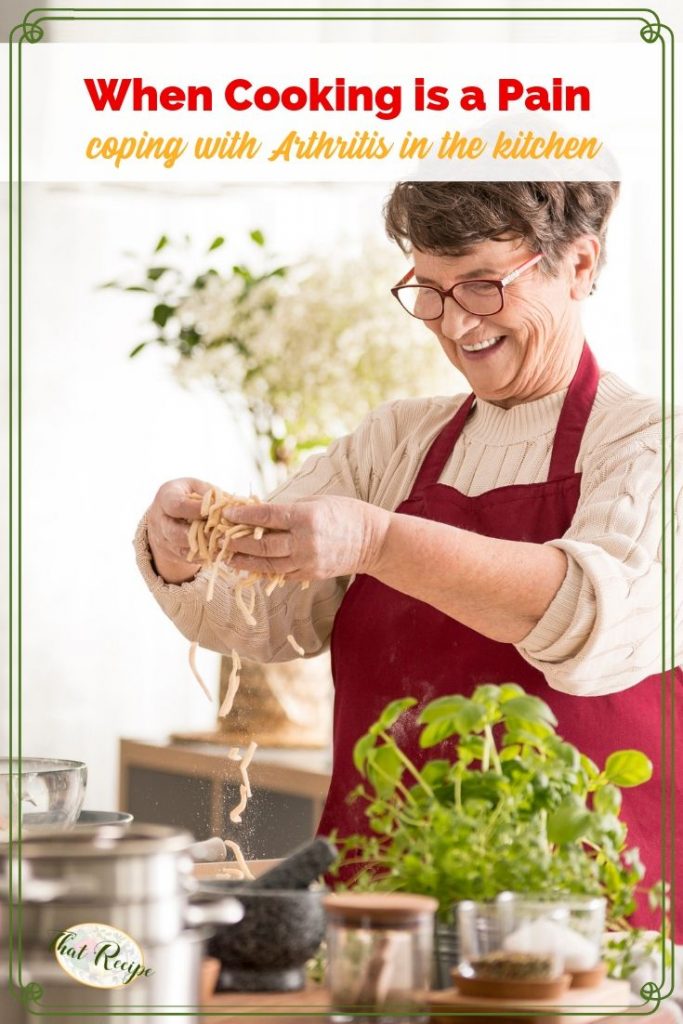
320, 344, 680, 930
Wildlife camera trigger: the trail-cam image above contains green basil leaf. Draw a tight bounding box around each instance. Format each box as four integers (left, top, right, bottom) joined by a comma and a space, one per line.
420, 760, 451, 787
501, 695, 557, 727
352, 733, 376, 774
367, 744, 405, 798
593, 784, 623, 815
504, 721, 553, 746
374, 697, 418, 733
419, 695, 470, 724
419, 717, 460, 748
547, 800, 592, 844
471, 684, 501, 705
457, 735, 485, 764
580, 754, 600, 780
552, 741, 581, 770
419, 696, 487, 738
499, 683, 526, 701
604, 750, 653, 787
209, 235, 225, 251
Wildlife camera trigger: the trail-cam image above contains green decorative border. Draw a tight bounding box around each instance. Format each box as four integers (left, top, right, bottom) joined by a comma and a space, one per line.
6, 4, 676, 1019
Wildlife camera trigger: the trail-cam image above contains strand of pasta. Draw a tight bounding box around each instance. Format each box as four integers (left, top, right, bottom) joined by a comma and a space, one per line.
229, 741, 258, 824
286, 634, 305, 656
185, 487, 309, 708
218, 649, 242, 718
183, 486, 310, 872
224, 839, 255, 881
188, 641, 212, 702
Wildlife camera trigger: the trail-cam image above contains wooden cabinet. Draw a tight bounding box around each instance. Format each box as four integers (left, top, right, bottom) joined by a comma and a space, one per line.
118, 739, 331, 859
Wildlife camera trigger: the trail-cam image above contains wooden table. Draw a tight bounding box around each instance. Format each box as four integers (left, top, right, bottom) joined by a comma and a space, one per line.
192, 867, 681, 1024
201, 983, 680, 1024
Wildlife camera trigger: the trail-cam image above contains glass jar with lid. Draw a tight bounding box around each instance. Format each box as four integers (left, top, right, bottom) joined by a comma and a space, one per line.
323, 892, 438, 1024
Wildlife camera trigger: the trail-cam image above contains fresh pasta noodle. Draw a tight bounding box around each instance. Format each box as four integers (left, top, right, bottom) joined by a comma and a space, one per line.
234, 578, 258, 627
183, 487, 307, 858
230, 784, 248, 825
228, 740, 258, 823
240, 741, 257, 799
286, 634, 305, 656
214, 866, 246, 880
224, 839, 255, 881
185, 487, 308, 711
218, 650, 242, 718
188, 640, 212, 702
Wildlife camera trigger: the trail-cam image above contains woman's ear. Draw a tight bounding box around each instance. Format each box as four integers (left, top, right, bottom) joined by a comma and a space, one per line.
568, 235, 601, 300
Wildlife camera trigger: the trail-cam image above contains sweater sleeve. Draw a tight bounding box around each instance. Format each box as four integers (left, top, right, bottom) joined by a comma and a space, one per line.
133, 402, 402, 663
516, 404, 682, 696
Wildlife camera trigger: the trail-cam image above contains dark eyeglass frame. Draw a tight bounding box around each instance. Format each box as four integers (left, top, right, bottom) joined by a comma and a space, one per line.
390, 252, 544, 319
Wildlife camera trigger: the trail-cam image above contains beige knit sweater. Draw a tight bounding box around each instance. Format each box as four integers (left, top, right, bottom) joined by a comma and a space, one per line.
135, 371, 682, 697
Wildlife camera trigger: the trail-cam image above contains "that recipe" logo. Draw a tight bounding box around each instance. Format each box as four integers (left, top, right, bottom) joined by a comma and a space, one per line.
52, 923, 154, 989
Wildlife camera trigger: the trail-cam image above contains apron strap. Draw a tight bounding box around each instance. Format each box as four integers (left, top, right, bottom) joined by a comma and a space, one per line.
547, 342, 601, 481
409, 342, 600, 496
410, 393, 476, 494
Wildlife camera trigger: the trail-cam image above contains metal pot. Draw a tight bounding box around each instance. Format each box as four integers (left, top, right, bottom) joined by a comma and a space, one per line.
0, 824, 243, 1024
3, 823, 195, 902
0, 929, 209, 1024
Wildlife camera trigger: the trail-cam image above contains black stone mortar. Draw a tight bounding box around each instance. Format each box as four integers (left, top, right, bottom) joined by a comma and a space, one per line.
200, 882, 326, 992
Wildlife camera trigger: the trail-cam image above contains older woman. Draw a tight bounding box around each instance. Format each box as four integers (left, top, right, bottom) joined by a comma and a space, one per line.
136, 182, 681, 924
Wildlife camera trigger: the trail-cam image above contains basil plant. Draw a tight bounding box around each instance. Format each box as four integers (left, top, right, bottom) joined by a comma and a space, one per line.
334, 683, 654, 931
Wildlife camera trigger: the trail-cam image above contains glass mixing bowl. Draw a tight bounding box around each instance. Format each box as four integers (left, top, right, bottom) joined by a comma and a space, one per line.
0, 758, 87, 837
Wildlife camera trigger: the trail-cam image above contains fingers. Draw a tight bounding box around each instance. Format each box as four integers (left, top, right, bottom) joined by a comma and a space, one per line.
226, 531, 293, 558
228, 553, 297, 577
147, 479, 213, 586
223, 502, 293, 531
160, 483, 208, 521
160, 514, 193, 557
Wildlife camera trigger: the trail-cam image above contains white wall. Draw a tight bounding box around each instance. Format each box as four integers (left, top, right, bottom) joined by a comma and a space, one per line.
4, 183, 393, 810
1, 176, 661, 811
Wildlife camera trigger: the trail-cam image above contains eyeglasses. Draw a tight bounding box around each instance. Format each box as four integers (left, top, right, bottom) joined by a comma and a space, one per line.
391, 252, 544, 320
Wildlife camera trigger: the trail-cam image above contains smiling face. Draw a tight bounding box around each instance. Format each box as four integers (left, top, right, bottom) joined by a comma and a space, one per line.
412, 235, 598, 407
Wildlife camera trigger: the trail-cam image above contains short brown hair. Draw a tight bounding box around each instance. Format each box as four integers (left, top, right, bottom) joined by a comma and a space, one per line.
384, 181, 620, 282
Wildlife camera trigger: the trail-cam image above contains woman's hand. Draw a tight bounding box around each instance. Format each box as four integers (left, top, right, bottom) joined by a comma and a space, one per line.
147, 477, 212, 584
223, 495, 391, 582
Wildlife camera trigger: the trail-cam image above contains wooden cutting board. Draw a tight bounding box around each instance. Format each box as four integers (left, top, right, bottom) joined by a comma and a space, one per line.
428, 977, 633, 1024
200, 962, 328, 1023
199, 973, 675, 1024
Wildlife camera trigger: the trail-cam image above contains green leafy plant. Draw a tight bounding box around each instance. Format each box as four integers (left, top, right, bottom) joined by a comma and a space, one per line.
334, 683, 656, 943
104, 231, 444, 487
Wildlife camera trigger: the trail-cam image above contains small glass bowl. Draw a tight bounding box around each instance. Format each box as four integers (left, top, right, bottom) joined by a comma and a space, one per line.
0, 758, 87, 838
458, 898, 569, 982
497, 892, 605, 972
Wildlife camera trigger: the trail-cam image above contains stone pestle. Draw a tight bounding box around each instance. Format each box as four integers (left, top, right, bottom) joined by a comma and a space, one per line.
250, 837, 337, 891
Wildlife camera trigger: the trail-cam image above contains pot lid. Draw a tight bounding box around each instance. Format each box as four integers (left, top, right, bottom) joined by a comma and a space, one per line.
0, 823, 193, 859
